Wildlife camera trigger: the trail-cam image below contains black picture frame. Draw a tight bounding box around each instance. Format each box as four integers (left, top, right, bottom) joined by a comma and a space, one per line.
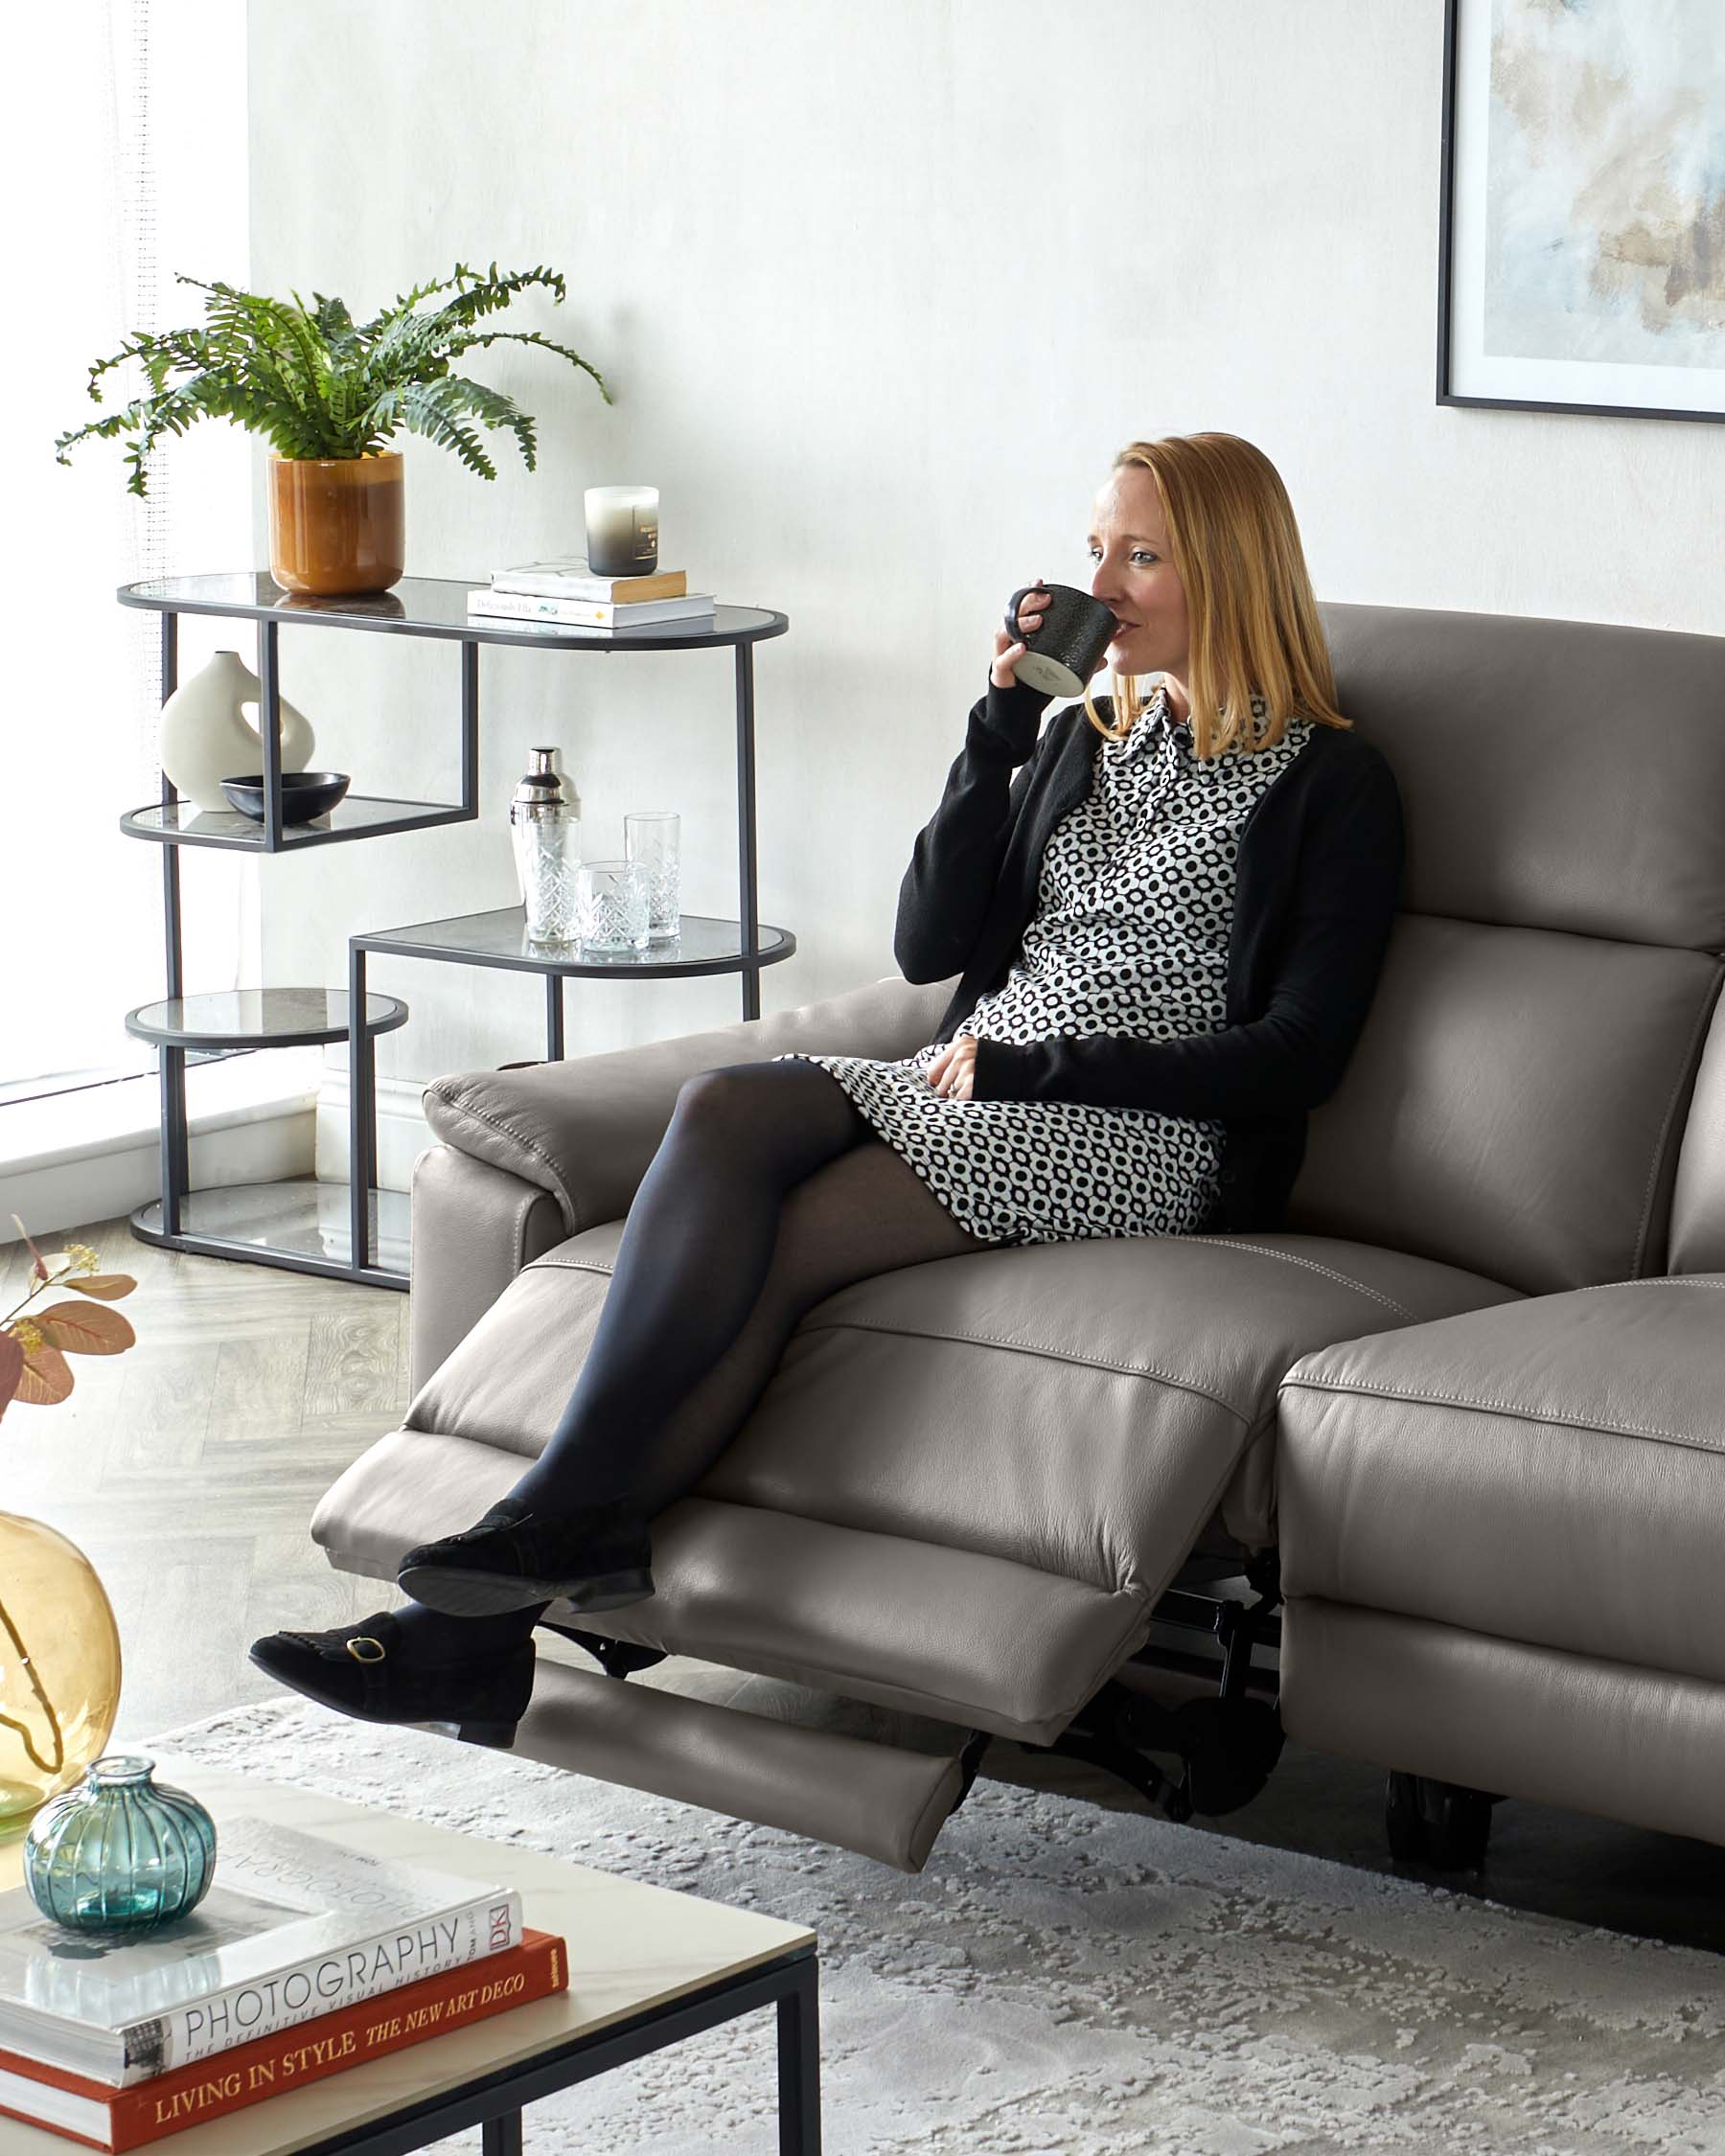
1436, 0, 1725, 426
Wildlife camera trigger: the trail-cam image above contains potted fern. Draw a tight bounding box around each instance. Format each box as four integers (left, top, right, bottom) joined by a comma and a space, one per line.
56, 262, 611, 597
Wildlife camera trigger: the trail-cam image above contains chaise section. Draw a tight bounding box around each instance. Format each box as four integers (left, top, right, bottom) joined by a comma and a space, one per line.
1277, 1275, 1725, 1843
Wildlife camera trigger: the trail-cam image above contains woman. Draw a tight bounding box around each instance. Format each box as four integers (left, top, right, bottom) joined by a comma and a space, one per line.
251, 431, 1404, 1742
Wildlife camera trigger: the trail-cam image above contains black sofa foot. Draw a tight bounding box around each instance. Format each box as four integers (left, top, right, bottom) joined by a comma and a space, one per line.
1385, 1771, 1501, 1871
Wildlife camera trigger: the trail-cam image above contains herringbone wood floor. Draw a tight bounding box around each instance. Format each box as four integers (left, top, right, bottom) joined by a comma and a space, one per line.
2, 1215, 410, 1740
10, 1212, 1725, 1953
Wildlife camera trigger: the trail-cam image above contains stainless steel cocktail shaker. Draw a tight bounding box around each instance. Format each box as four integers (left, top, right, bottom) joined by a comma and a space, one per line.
509, 747, 583, 942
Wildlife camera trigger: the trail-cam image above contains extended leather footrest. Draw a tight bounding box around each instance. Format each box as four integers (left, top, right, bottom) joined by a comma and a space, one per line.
510, 1657, 978, 1871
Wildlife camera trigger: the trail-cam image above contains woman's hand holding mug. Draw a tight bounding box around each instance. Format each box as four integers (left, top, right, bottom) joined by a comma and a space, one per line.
926, 1035, 978, 1100
991, 580, 1051, 690
998, 580, 1120, 698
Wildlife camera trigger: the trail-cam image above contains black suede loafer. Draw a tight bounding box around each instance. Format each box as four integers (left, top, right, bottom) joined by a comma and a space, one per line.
247, 1610, 535, 1748
395, 1494, 655, 1618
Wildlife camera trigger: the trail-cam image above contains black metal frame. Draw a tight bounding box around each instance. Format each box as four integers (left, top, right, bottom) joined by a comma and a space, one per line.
116, 579, 790, 1290
1437, 0, 1725, 427
1024, 1555, 1286, 1822
280, 1948, 819, 2155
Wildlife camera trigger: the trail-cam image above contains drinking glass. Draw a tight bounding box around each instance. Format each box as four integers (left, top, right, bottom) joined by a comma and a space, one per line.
576, 859, 652, 954
625, 810, 681, 940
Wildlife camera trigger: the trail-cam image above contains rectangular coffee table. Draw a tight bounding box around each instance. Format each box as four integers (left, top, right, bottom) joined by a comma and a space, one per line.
0, 1757, 819, 2153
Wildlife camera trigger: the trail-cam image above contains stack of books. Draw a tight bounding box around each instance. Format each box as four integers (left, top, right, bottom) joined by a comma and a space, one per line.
467, 557, 717, 632
0, 1815, 566, 2151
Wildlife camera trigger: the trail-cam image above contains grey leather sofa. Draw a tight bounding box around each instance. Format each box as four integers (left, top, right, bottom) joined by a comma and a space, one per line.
312, 599, 1725, 1874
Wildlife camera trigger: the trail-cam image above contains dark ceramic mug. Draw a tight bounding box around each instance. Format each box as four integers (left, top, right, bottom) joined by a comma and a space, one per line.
1003, 583, 1119, 698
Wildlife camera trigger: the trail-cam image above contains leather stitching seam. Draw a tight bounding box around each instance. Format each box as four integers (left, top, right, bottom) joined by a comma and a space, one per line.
1277, 1374, 1721, 1454
1177, 1238, 1420, 1319
1575, 1277, 1725, 1294
426, 1083, 579, 1227
794, 1315, 1252, 1425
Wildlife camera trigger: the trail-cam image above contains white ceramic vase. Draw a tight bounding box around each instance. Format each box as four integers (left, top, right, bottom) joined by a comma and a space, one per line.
159, 650, 316, 814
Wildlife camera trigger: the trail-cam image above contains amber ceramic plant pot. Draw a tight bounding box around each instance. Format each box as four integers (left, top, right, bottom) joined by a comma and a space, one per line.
268, 450, 405, 596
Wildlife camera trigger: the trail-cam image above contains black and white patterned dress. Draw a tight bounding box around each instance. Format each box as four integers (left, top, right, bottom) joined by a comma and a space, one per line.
776, 684, 1317, 1246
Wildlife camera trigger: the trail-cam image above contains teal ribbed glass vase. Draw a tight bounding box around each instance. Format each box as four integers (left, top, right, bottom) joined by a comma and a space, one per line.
23, 1755, 217, 1932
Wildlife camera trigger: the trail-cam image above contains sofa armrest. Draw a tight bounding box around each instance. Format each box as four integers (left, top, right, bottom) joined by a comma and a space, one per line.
422, 972, 956, 1233
408, 1145, 566, 1394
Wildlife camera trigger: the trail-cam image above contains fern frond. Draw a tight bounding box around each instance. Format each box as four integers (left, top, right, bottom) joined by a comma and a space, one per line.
367, 380, 497, 478
58, 262, 605, 493
438, 327, 613, 406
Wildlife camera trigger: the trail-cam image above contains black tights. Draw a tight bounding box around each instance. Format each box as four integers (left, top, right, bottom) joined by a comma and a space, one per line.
396, 1060, 891, 1658
520, 1059, 876, 1505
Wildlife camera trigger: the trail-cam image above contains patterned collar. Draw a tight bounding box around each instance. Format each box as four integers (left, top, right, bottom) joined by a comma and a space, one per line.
1116, 683, 1281, 766
1114, 682, 1188, 766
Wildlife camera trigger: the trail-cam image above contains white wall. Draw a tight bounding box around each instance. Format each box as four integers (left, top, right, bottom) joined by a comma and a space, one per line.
245, 0, 1725, 1143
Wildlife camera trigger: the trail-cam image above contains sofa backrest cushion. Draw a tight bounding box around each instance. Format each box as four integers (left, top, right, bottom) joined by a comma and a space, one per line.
1668, 987, 1725, 1273
1289, 603, 1725, 1293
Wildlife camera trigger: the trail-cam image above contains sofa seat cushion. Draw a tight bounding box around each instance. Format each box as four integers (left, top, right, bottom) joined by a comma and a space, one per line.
310, 1428, 1150, 1743
698, 1230, 1523, 1571
1277, 1276, 1725, 1685
396, 1222, 1521, 1589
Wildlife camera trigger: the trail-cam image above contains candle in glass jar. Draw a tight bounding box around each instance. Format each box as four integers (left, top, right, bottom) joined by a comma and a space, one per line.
585, 486, 659, 577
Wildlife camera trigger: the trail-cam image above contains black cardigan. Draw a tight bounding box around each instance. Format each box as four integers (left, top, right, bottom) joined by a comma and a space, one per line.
892, 677, 1406, 1233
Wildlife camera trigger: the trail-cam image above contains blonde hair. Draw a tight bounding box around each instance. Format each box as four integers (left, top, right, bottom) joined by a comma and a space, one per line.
1081, 432, 1350, 760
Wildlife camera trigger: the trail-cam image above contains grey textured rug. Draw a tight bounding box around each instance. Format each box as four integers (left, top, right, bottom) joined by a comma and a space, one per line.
151, 1696, 1725, 2154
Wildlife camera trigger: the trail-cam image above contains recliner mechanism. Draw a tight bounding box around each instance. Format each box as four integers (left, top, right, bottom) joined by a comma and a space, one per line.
1025, 1554, 1287, 1823
949, 1728, 995, 1814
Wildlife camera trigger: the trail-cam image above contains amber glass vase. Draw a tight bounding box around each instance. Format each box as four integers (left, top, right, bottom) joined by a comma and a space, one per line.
0, 1513, 124, 1841
268, 450, 405, 596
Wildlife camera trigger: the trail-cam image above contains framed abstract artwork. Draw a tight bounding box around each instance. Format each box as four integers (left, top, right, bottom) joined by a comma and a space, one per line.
1438, 0, 1725, 423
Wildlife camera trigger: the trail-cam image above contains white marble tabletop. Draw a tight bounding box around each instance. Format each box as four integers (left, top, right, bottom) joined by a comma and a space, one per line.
0, 1756, 815, 2154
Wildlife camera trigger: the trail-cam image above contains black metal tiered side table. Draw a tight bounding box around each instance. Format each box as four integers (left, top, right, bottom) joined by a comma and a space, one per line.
117, 573, 791, 1290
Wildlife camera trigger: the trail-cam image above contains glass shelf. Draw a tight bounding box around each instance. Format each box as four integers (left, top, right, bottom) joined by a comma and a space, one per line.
118, 574, 789, 653
122, 794, 474, 851
130, 1182, 410, 1285
125, 988, 410, 1050
353, 907, 796, 980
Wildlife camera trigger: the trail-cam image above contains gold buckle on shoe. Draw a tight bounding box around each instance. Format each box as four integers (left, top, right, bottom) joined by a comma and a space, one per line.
345, 1635, 387, 1663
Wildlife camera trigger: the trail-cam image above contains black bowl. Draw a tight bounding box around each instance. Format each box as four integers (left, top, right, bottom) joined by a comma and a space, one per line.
220, 771, 352, 824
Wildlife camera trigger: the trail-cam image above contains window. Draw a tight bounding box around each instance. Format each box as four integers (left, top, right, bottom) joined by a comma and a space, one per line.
2, 0, 251, 1103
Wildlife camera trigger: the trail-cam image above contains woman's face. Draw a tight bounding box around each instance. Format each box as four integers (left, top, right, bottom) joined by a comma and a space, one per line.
1087, 467, 1189, 681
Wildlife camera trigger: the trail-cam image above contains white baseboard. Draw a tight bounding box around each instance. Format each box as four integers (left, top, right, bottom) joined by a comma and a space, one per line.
314, 1069, 433, 1194
0, 1053, 320, 1244
0, 1064, 435, 1245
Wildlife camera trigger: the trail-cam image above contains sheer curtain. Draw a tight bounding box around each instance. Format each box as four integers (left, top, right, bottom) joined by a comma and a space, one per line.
1, 0, 250, 1103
